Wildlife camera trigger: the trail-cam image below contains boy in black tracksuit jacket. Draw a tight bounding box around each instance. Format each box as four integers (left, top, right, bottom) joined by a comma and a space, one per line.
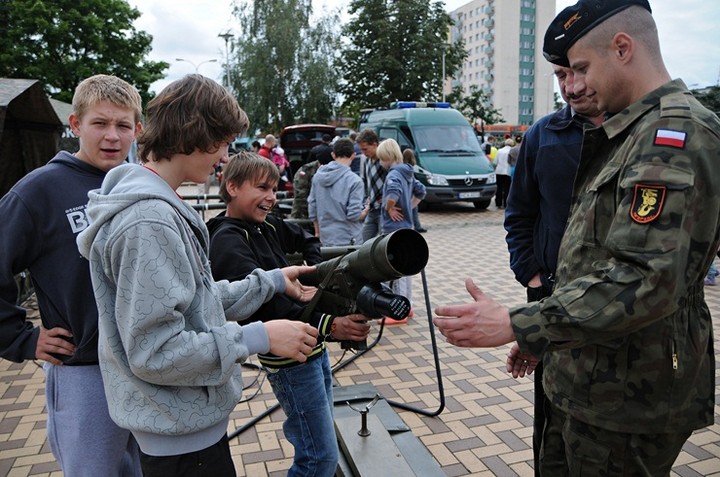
207, 151, 370, 476
207, 212, 330, 364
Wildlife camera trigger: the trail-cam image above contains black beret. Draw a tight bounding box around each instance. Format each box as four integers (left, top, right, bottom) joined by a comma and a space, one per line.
543, 0, 651, 67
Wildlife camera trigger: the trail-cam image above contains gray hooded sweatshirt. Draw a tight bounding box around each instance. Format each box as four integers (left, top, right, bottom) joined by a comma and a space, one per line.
77, 164, 285, 456
307, 161, 365, 246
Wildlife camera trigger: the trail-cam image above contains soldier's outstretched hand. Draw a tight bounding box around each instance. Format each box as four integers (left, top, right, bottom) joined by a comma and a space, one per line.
433, 278, 515, 348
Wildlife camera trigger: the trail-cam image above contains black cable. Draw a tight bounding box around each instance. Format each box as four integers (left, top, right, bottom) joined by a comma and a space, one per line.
238, 360, 268, 403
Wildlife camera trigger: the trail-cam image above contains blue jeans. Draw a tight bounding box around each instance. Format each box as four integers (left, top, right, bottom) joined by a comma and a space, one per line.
266, 352, 338, 477
362, 207, 381, 242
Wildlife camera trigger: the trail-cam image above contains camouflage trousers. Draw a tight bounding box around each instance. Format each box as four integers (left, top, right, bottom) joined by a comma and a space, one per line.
540, 402, 691, 477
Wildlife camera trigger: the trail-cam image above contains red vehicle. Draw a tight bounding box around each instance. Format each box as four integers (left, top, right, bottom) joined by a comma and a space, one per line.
279, 123, 336, 174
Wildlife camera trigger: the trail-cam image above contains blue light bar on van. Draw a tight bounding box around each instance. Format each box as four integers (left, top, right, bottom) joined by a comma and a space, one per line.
390, 101, 452, 109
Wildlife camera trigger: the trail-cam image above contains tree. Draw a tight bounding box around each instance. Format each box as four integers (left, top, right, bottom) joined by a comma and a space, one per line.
450, 84, 503, 132
692, 86, 720, 115
0, 0, 167, 105
231, 0, 341, 133
339, 0, 466, 109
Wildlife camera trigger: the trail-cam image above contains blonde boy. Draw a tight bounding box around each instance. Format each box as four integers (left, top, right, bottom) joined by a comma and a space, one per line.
0, 74, 144, 476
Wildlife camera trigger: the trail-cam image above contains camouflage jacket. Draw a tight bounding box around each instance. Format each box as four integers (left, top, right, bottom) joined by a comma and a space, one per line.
511, 79, 720, 433
290, 160, 320, 219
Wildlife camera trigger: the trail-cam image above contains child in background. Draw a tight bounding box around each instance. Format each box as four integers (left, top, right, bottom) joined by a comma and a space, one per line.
402, 148, 427, 233
377, 139, 426, 324
308, 138, 368, 246
271, 145, 291, 186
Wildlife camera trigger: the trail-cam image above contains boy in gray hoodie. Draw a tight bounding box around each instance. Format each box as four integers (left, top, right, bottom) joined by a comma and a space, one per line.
308, 138, 368, 246
77, 74, 318, 477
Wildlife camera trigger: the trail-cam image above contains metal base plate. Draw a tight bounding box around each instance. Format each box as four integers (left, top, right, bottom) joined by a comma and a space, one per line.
335, 414, 415, 477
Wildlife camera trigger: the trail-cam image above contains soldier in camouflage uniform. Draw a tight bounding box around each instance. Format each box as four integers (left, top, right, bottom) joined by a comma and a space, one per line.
291, 134, 334, 219
434, 1, 720, 475
290, 159, 320, 219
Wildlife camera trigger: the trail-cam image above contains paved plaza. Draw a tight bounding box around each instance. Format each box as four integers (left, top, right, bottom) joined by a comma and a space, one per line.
1, 198, 719, 476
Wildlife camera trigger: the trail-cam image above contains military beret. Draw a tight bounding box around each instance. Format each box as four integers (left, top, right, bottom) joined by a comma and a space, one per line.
543, 0, 652, 67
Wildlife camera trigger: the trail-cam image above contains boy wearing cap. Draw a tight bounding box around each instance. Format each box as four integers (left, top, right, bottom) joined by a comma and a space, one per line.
434, 1, 720, 475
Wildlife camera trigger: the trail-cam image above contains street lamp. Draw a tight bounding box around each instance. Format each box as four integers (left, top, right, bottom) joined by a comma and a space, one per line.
442, 50, 446, 102
440, 44, 449, 102
175, 58, 218, 74
218, 32, 233, 89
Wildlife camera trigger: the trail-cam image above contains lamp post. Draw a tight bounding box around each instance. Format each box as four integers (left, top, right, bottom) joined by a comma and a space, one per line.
442, 50, 446, 102
175, 58, 217, 74
440, 44, 449, 102
218, 32, 233, 89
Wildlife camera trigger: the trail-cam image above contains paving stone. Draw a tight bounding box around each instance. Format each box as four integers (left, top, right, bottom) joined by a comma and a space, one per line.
2, 200, 719, 476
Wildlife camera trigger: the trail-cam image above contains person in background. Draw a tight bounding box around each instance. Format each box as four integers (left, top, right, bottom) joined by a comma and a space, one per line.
259, 134, 276, 160
357, 128, 385, 242
77, 74, 319, 477
493, 138, 515, 209
504, 63, 604, 476
0, 74, 144, 476
377, 139, 426, 324
402, 148, 427, 233
348, 131, 362, 174
207, 151, 371, 476
270, 145, 291, 186
507, 135, 522, 176
481, 136, 498, 165
291, 143, 334, 220
483, 143, 494, 167
308, 138, 368, 246
307, 133, 334, 165
435, 1, 720, 474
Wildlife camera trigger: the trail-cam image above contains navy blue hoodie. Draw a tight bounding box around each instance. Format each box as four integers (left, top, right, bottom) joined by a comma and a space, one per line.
0, 152, 109, 364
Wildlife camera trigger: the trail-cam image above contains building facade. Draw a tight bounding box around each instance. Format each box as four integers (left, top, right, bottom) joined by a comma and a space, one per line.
448, 0, 556, 126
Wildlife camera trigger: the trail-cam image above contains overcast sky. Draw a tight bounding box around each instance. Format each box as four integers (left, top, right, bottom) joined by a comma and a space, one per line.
129, 0, 719, 94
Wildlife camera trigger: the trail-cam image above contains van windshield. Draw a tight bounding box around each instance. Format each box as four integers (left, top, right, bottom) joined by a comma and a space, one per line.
413, 125, 483, 153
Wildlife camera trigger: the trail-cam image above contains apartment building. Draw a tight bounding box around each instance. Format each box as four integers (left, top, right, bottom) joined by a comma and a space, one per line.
448, 0, 556, 125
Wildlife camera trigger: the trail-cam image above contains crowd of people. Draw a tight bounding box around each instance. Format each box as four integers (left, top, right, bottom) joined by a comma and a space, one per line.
1, 1, 719, 476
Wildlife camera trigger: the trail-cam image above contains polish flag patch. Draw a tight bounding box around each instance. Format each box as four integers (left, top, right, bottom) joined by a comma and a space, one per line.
654, 129, 687, 149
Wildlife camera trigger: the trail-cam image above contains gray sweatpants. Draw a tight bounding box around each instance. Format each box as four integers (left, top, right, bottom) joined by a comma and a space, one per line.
43, 363, 142, 476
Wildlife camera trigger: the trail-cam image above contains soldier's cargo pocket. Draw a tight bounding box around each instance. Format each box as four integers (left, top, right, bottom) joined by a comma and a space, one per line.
609, 164, 694, 253
565, 423, 611, 477
580, 162, 622, 248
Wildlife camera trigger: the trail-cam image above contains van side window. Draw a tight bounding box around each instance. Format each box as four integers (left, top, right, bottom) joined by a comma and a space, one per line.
399, 127, 414, 149
379, 128, 397, 141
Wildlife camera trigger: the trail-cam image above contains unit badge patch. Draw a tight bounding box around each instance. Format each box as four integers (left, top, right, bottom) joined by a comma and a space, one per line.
630, 184, 666, 224
654, 129, 686, 149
